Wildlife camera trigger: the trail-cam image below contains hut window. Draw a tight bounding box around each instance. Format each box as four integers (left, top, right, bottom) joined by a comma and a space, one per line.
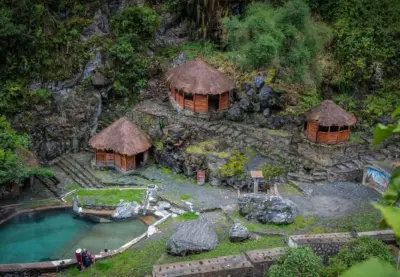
318, 125, 329, 132
340, 126, 349, 131
330, 125, 339, 132
208, 95, 220, 111
105, 149, 113, 153
185, 93, 193, 101
303, 122, 307, 131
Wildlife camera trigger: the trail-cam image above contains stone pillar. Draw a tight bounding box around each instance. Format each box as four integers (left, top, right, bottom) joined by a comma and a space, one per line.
254, 178, 259, 193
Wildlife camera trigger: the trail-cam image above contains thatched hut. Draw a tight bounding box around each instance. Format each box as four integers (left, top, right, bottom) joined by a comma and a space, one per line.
89, 117, 152, 172
304, 100, 356, 144
166, 59, 235, 114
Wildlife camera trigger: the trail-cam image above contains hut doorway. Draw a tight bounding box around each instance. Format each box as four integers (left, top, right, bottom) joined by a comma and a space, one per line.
136, 152, 144, 167
208, 95, 219, 111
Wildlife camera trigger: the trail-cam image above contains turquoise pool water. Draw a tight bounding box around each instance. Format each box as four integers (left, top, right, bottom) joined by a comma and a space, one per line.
0, 209, 148, 264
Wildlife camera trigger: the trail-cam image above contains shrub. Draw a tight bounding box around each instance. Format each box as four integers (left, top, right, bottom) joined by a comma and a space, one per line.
222, 0, 331, 83
267, 247, 322, 277
320, 236, 396, 277
261, 164, 283, 182
219, 150, 249, 177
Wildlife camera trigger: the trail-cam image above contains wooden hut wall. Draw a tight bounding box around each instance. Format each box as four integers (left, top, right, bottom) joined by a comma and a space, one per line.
184, 93, 194, 111
115, 154, 122, 168
194, 94, 208, 112
219, 92, 229, 111
95, 150, 106, 163
175, 91, 184, 107
306, 121, 318, 141
126, 155, 135, 170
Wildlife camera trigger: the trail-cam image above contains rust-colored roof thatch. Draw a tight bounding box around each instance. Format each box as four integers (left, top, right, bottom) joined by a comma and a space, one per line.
89, 117, 152, 156
305, 100, 357, 126
166, 59, 235, 95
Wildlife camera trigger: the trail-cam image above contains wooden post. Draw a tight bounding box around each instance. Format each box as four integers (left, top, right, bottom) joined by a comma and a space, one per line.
193, 94, 196, 112
206, 95, 209, 112
254, 178, 259, 193
133, 154, 136, 169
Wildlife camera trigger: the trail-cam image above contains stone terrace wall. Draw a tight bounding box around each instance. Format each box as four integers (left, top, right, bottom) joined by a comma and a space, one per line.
127, 100, 293, 160
288, 230, 396, 257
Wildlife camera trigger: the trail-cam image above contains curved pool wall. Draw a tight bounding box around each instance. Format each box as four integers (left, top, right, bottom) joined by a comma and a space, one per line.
0, 205, 171, 275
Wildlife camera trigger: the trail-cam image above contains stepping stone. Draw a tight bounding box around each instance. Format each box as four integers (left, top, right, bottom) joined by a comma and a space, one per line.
245, 137, 256, 144
237, 134, 247, 140
224, 128, 234, 135
216, 126, 228, 133
352, 159, 364, 169
231, 130, 241, 137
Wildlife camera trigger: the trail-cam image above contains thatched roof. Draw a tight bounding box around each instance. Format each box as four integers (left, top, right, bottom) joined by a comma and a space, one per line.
305, 100, 357, 126
166, 59, 235, 95
89, 117, 152, 156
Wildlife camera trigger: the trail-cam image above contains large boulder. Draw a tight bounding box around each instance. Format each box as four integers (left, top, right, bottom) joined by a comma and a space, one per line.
111, 201, 141, 219
227, 104, 244, 122
229, 221, 250, 242
165, 219, 218, 256
239, 97, 255, 112
253, 76, 265, 91
238, 194, 298, 225
258, 86, 276, 109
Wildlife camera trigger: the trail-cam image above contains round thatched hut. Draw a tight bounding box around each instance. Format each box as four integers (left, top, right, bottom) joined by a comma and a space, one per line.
304, 100, 356, 144
89, 117, 152, 172
166, 59, 235, 114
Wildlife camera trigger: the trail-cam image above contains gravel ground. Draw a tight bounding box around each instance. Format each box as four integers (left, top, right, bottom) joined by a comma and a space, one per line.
284, 182, 381, 218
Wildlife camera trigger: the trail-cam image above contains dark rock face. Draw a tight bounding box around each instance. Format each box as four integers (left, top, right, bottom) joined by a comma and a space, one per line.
253, 76, 265, 90
91, 72, 110, 88
238, 194, 299, 225
229, 221, 250, 242
239, 97, 255, 112
227, 104, 244, 121
258, 86, 276, 109
112, 201, 141, 219
166, 219, 218, 256
80, 9, 109, 42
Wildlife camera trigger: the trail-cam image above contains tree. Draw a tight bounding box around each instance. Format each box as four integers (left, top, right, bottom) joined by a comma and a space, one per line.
0, 116, 52, 187
267, 247, 322, 277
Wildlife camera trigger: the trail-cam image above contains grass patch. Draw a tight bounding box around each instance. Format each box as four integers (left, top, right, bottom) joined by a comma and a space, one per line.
60, 238, 168, 277
266, 129, 290, 137
66, 183, 81, 191
21, 200, 61, 209
160, 233, 284, 264
322, 208, 382, 232
186, 140, 230, 159
233, 211, 319, 233
161, 167, 172, 174
179, 194, 192, 201
279, 184, 303, 195
177, 212, 199, 221
65, 189, 145, 205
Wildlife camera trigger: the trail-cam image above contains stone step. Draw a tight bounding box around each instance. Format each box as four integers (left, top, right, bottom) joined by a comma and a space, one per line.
344, 161, 358, 169
36, 176, 61, 197
65, 156, 103, 187
359, 155, 375, 163
312, 171, 327, 177
62, 157, 100, 188
287, 172, 314, 182
312, 175, 328, 181
56, 160, 93, 188
335, 164, 348, 170
352, 159, 364, 169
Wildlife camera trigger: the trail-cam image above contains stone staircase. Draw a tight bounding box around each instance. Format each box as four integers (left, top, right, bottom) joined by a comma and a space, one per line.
54, 155, 103, 188
288, 145, 400, 184
36, 176, 61, 197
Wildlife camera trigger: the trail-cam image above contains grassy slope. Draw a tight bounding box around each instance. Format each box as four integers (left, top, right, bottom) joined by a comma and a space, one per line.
65, 189, 145, 205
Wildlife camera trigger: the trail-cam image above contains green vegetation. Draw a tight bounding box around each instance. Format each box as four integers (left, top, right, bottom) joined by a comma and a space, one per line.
66, 182, 81, 191
106, 6, 159, 96
176, 212, 199, 221
261, 163, 284, 182
268, 247, 322, 277
186, 140, 230, 159
321, 237, 395, 277
219, 150, 249, 177
66, 189, 145, 205
179, 194, 192, 201
0, 116, 52, 187
222, 0, 331, 83
161, 167, 172, 174
279, 184, 303, 195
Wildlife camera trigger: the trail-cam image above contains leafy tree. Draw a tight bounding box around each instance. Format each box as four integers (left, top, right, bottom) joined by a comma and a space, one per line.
321, 237, 395, 277
335, 108, 400, 276
267, 247, 322, 277
222, 0, 331, 83
0, 116, 52, 187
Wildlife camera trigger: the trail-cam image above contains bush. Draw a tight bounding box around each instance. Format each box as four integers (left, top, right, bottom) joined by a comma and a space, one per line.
267, 247, 322, 277
222, 0, 331, 83
320, 236, 396, 277
219, 150, 248, 177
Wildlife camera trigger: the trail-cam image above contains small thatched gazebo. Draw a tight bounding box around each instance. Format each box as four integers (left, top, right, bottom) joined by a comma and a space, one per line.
304, 100, 357, 144
89, 117, 152, 172
166, 59, 235, 114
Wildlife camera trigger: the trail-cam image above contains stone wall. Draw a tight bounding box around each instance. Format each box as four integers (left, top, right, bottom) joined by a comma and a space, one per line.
288, 230, 396, 257
297, 138, 370, 167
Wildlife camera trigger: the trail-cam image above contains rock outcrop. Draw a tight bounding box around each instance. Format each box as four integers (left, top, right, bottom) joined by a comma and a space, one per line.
165, 219, 218, 256
112, 201, 141, 219
229, 221, 250, 242
238, 194, 299, 225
